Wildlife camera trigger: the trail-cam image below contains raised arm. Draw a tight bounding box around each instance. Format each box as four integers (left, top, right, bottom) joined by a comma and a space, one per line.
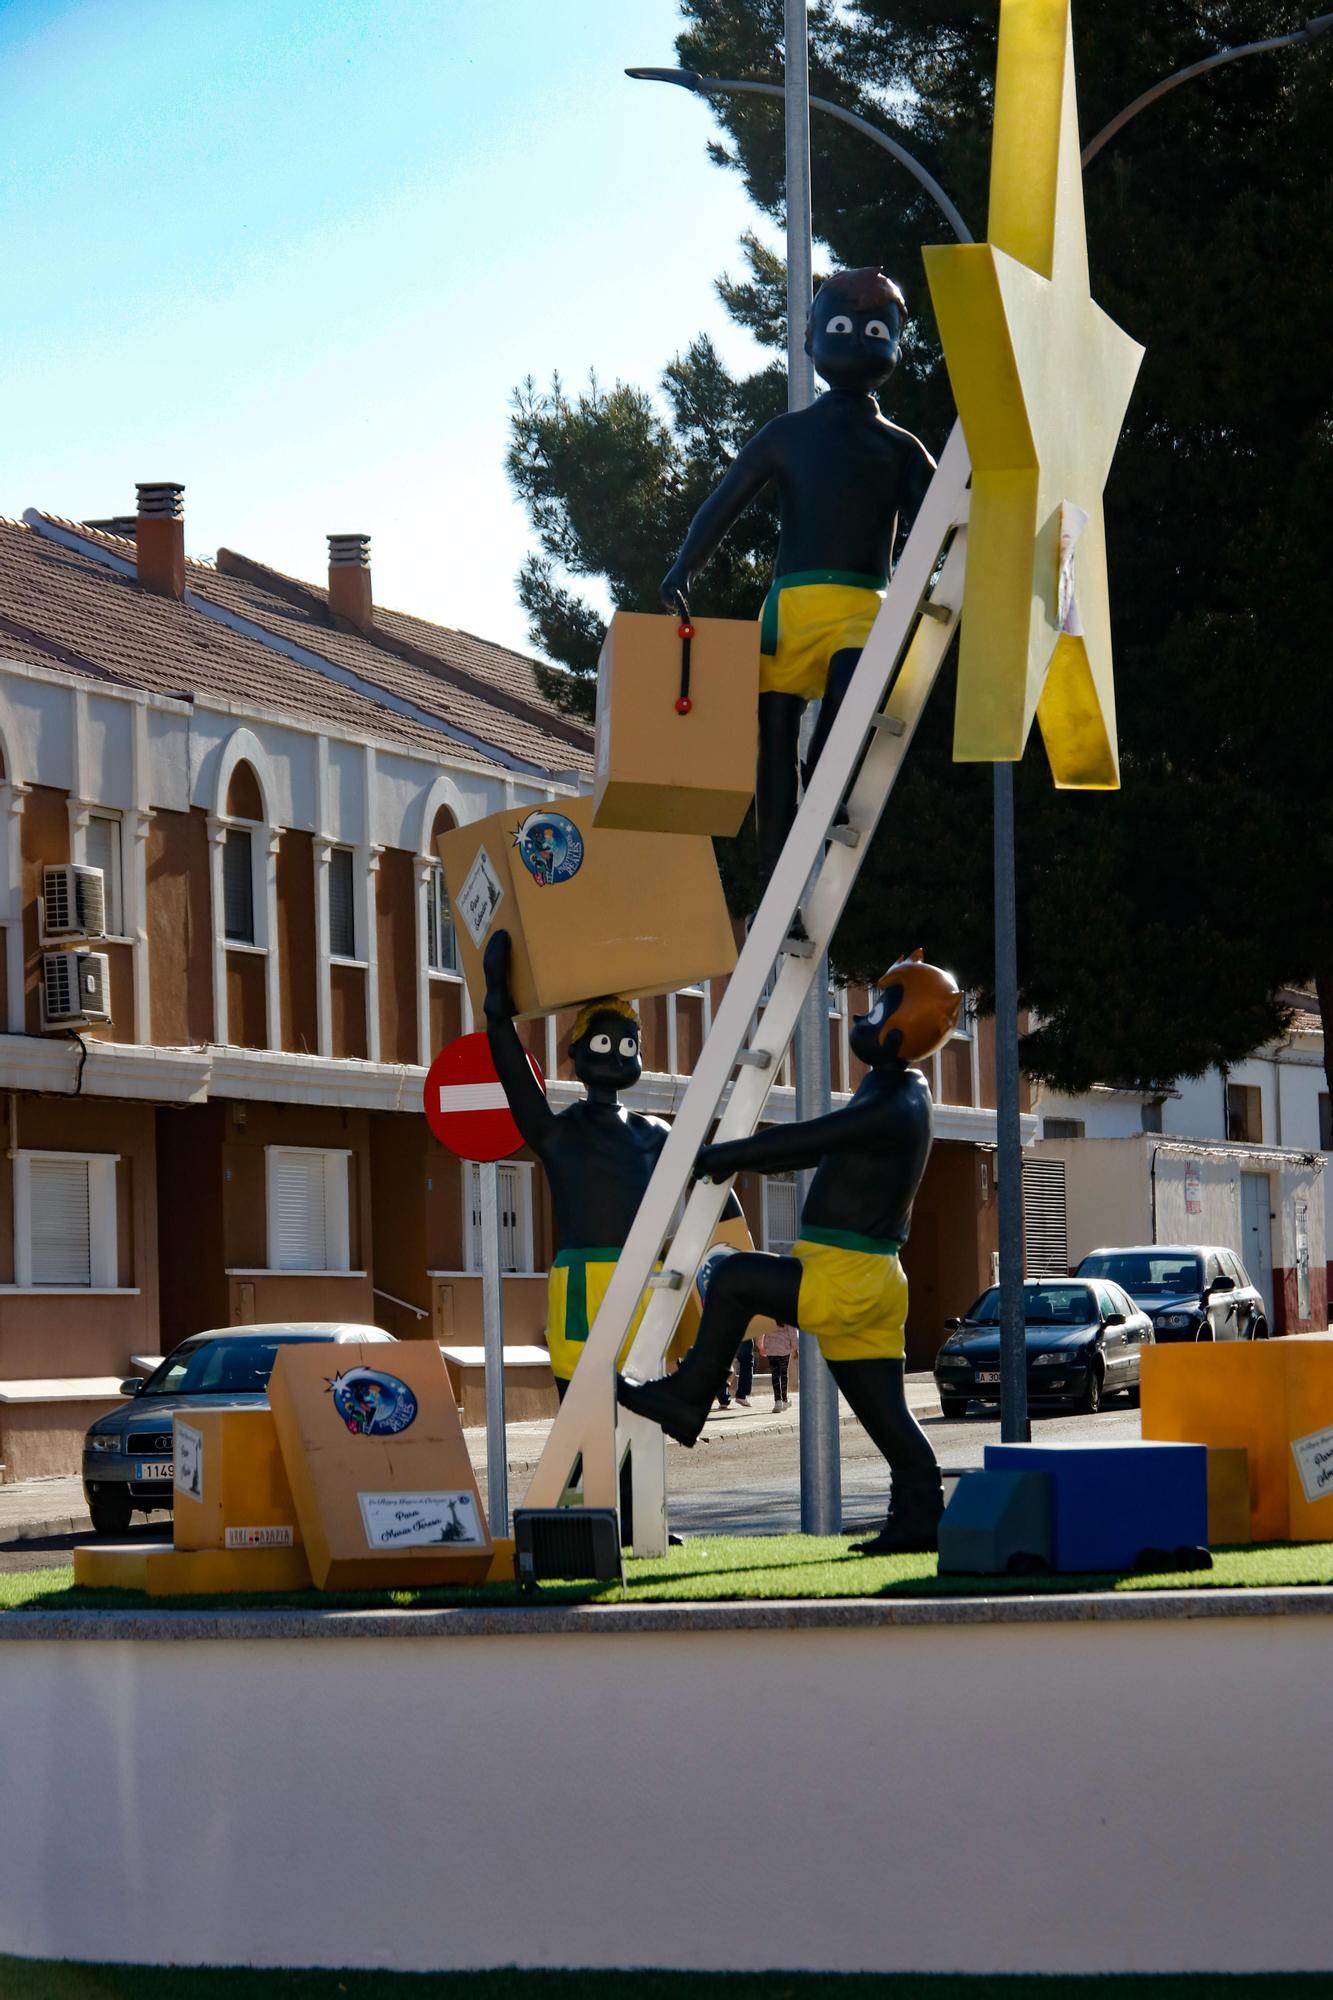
660, 423, 782, 613
482, 931, 556, 1153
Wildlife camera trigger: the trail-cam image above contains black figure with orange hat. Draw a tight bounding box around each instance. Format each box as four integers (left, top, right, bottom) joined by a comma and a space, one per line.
659, 267, 935, 906
619, 952, 960, 1554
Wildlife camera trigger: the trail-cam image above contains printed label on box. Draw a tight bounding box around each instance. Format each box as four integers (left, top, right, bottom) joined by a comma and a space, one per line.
358, 1490, 485, 1550
458, 848, 504, 947
174, 1421, 203, 1499
1291, 1424, 1333, 1505
224, 1525, 295, 1549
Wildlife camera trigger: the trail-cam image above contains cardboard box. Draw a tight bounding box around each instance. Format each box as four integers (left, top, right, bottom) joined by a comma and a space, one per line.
439, 794, 737, 1021
268, 1341, 493, 1589
172, 1407, 300, 1552
593, 610, 758, 836
1142, 1337, 1333, 1541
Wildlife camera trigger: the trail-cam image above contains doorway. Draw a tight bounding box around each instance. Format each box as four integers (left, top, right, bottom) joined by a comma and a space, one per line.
1240, 1171, 1275, 1324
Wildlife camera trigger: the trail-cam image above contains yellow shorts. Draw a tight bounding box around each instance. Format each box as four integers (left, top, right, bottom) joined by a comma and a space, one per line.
793, 1232, 908, 1363
758, 572, 886, 701
546, 1251, 699, 1383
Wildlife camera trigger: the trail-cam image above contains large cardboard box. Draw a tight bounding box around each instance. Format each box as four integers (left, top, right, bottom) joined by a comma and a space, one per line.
172, 1407, 300, 1552
439, 795, 736, 1021
593, 610, 758, 836
268, 1341, 493, 1589
1142, 1336, 1333, 1542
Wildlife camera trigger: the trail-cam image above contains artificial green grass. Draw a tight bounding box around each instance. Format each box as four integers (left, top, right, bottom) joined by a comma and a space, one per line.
2, 1966, 1331, 1998
3, 1534, 1333, 1616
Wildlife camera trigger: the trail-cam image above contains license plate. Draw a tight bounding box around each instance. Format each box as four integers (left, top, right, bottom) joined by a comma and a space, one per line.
974, 1371, 1001, 1385
134, 1459, 173, 1481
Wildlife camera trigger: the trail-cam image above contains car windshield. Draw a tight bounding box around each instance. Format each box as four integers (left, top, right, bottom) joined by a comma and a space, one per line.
139, 1336, 304, 1396
1079, 1252, 1203, 1296
963, 1285, 1094, 1327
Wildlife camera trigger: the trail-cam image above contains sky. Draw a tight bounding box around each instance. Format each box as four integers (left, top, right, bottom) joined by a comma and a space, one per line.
1, 0, 775, 655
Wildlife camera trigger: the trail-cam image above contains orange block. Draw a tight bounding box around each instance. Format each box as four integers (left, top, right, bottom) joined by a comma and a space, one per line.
172, 1406, 300, 1552
1141, 1337, 1333, 1542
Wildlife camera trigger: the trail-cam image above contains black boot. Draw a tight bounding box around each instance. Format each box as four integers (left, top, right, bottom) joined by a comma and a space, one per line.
617, 1357, 719, 1448
850, 1479, 945, 1556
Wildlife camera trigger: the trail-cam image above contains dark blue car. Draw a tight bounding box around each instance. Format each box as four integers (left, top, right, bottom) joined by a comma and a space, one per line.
933, 1277, 1153, 1418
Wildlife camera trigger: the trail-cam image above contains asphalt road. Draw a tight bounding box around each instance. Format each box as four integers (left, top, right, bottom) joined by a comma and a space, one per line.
0, 1396, 1141, 1568
666, 1397, 1141, 1537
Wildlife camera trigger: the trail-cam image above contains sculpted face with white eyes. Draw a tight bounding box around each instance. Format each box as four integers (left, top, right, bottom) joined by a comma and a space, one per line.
570, 1005, 643, 1098
806, 272, 904, 394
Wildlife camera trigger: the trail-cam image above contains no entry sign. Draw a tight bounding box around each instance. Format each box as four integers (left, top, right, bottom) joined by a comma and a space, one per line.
423, 1031, 544, 1162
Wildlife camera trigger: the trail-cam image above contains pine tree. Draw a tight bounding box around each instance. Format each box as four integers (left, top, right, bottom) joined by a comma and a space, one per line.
508, 1, 1333, 1101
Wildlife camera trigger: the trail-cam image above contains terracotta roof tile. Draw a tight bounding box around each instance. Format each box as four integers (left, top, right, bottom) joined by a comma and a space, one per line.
0, 520, 509, 775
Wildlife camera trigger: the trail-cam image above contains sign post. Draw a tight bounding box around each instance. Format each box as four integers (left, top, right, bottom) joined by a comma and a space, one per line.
424, 1031, 546, 1541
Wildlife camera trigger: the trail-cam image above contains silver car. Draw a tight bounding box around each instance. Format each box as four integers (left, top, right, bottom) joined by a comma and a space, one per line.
82, 1321, 395, 1536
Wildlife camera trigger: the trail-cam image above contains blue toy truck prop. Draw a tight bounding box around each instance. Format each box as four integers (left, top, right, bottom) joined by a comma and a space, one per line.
985, 1440, 1209, 1573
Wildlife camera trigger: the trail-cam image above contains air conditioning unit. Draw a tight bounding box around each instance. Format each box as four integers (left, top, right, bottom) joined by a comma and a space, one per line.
42, 950, 111, 1028
42, 864, 106, 940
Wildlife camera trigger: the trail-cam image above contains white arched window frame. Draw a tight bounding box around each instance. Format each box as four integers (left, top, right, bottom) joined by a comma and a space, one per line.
415, 774, 469, 1066
208, 729, 280, 1050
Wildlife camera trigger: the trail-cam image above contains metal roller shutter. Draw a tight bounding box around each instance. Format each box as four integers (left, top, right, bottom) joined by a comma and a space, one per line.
1022, 1157, 1069, 1277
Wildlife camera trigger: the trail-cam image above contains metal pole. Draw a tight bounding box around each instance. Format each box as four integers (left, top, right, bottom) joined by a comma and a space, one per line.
478, 1160, 510, 1533
993, 764, 1029, 1441
784, 0, 840, 1533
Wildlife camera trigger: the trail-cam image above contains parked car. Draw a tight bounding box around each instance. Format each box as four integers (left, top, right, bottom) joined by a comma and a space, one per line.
933, 1277, 1153, 1418
82, 1322, 395, 1535
1074, 1245, 1268, 1344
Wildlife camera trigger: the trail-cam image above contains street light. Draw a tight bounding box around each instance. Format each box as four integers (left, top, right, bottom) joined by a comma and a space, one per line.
628, 17, 1331, 1452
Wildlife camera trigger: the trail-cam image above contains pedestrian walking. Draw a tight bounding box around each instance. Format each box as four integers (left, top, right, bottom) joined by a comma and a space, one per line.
761, 1322, 798, 1409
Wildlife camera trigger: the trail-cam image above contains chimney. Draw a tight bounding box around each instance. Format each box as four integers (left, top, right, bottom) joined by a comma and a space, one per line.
327, 533, 373, 633
135, 482, 186, 599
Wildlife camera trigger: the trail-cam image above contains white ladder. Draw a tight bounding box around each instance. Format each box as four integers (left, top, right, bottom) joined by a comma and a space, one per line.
522, 422, 973, 1553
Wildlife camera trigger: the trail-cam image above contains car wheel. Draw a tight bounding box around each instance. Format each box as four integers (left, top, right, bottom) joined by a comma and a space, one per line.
939, 1394, 969, 1419
1250, 1318, 1269, 1341
88, 1490, 133, 1537
1075, 1361, 1103, 1416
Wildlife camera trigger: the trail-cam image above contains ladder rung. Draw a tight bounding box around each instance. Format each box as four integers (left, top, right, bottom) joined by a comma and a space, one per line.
918, 598, 952, 624
737, 1047, 774, 1070
827, 822, 862, 848
649, 1269, 687, 1291
871, 712, 907, 737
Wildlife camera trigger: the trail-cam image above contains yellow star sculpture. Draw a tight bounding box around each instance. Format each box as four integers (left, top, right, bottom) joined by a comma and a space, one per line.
922, 0, 1144, 787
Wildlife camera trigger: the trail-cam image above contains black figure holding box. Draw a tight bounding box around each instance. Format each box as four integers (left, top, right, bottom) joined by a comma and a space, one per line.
660, 268, 935, 904
619, 953, 961, 1554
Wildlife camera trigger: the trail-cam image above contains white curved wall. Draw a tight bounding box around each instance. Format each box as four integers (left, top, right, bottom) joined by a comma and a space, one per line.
1, 1614, 1330, 1977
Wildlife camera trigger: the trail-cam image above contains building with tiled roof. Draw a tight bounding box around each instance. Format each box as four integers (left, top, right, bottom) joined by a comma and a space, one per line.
0, 480, 1018, 1494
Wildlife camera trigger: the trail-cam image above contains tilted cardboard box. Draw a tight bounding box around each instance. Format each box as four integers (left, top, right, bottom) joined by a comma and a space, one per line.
172, 1406, 301, 1552
439, 794, 737, 1021
268, 1341, 493, 1589
593, 610, 758, 837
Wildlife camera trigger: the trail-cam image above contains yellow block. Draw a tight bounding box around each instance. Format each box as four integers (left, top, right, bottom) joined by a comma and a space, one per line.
74, 1541, 313, 1596
1142, 1338, 1333, 1542
593, 610, 757, 838
269, 1341, 494, 1590
172, 1406, 300, 1552
1207, 1447, 1252, 1548
439, 795, 737, 1022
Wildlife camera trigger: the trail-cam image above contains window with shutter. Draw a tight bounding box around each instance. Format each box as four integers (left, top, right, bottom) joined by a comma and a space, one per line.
267, 1149, 350, 1272
84, 814, 124, 936
329, 847, 356, 959
763, 1172, 799, 1255
223, 828, 255, 943
1022, 1157, 1069, 1277
29, 1158, 91, 1285
427, 862, 458, 973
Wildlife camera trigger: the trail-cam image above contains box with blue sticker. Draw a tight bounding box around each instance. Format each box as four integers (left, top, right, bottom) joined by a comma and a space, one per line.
984, 1439, 1208, 1572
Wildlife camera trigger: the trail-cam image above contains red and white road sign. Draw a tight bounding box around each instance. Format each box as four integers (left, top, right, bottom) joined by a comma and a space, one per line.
423, 1031, 545, 1162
